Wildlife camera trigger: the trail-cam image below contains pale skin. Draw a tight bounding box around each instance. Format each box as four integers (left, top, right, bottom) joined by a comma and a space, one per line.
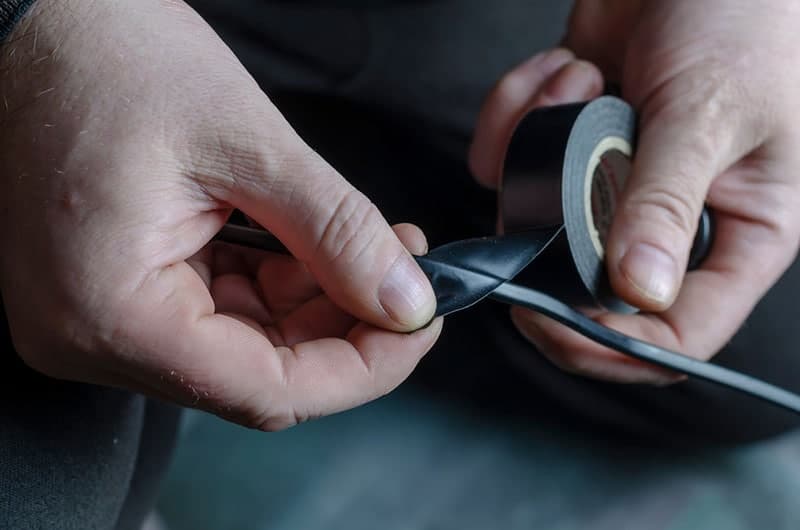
0, 0, 440, 431
1, 0, 798, 432
471, 0, 800, 385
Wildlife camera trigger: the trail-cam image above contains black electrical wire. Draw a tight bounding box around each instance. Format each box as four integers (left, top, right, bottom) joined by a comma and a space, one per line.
490, 282, 800, 416
215, 223, 800, 417
215, 224, 288, 254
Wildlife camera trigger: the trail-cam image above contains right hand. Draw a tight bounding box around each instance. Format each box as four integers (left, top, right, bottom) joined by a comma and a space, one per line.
0, 0, 440, 430
471, 0, 800, 386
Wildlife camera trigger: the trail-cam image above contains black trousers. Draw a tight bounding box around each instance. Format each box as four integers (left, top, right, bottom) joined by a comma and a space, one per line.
2, 1, 799, 528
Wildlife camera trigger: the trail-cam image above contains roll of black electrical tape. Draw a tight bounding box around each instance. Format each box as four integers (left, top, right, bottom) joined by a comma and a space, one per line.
500, 96, 713, 313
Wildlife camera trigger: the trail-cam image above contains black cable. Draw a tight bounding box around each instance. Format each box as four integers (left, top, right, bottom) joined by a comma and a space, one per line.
214, 224, 288, 254
490, 282, 800, 416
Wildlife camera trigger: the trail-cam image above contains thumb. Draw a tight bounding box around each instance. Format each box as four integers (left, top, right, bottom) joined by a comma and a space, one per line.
606, 97, 751, 310
218, 121, 436, 332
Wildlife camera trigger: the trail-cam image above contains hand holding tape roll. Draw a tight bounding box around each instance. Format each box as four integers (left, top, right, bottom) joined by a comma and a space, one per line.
499, 95, 713, 313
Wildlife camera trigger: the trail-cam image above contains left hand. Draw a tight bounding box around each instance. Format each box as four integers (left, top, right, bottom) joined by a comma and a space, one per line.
0, 0, 439, 431
469, 0, 800, 385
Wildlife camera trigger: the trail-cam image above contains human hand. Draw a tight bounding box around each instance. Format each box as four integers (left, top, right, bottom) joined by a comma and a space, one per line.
0, 0, 439, 430
469, 0, 800, 385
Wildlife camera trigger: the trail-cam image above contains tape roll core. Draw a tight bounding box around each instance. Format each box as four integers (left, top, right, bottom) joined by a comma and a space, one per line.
584, 139, 632, 258
501, 96, 637, 312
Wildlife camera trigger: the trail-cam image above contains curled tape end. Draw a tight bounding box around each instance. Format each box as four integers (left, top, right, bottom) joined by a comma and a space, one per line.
416, 226, 563, 317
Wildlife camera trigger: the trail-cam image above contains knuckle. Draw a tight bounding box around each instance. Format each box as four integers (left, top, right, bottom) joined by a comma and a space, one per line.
765, 210, 798, 254
494, 55, 560, 107
261, 146, 322, 191
754, 203, 800, 279
495, 70, 533, 105
208, 348, 303, 432
646, 65, 743, 136
189, 108, 304, 199
199, 386, 296, 432
206, 131, 278, 196
625, 186, 699, 238
315, 188, 384, 267
257, 409, 318, 433
257, 416, 296, 432
650, 109, 719, 168
645, 58, 768, 154
233, 407, 296, 432
226, 394, 308, 432
779, 216, 800, 253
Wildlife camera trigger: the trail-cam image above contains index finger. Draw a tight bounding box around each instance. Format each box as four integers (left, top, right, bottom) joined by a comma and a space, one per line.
121, 261, 443, 430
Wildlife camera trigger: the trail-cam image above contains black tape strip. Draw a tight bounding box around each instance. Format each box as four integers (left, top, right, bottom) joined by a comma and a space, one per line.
490, 283, 800, 416
414, 226, 563, 316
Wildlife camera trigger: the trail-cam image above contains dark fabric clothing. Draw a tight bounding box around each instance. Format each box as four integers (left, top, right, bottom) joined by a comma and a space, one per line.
0, 0, 35, 41
0, 302, 181, 529
2, 1, 799, 528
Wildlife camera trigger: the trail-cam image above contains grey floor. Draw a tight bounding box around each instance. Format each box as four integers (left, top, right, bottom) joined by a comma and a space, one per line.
157, 385, 800, 530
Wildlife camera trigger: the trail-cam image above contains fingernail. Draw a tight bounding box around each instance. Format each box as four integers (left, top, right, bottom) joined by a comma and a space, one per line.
619, 243, 678, 304
379, 253, 436, 329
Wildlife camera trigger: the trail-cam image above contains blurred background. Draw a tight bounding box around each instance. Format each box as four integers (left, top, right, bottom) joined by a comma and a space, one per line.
157, 382, 800, 530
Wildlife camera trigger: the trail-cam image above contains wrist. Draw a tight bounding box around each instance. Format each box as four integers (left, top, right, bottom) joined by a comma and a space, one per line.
0, 0, 103, 111
0, 0, 36, 42
0, 0, 93, 244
